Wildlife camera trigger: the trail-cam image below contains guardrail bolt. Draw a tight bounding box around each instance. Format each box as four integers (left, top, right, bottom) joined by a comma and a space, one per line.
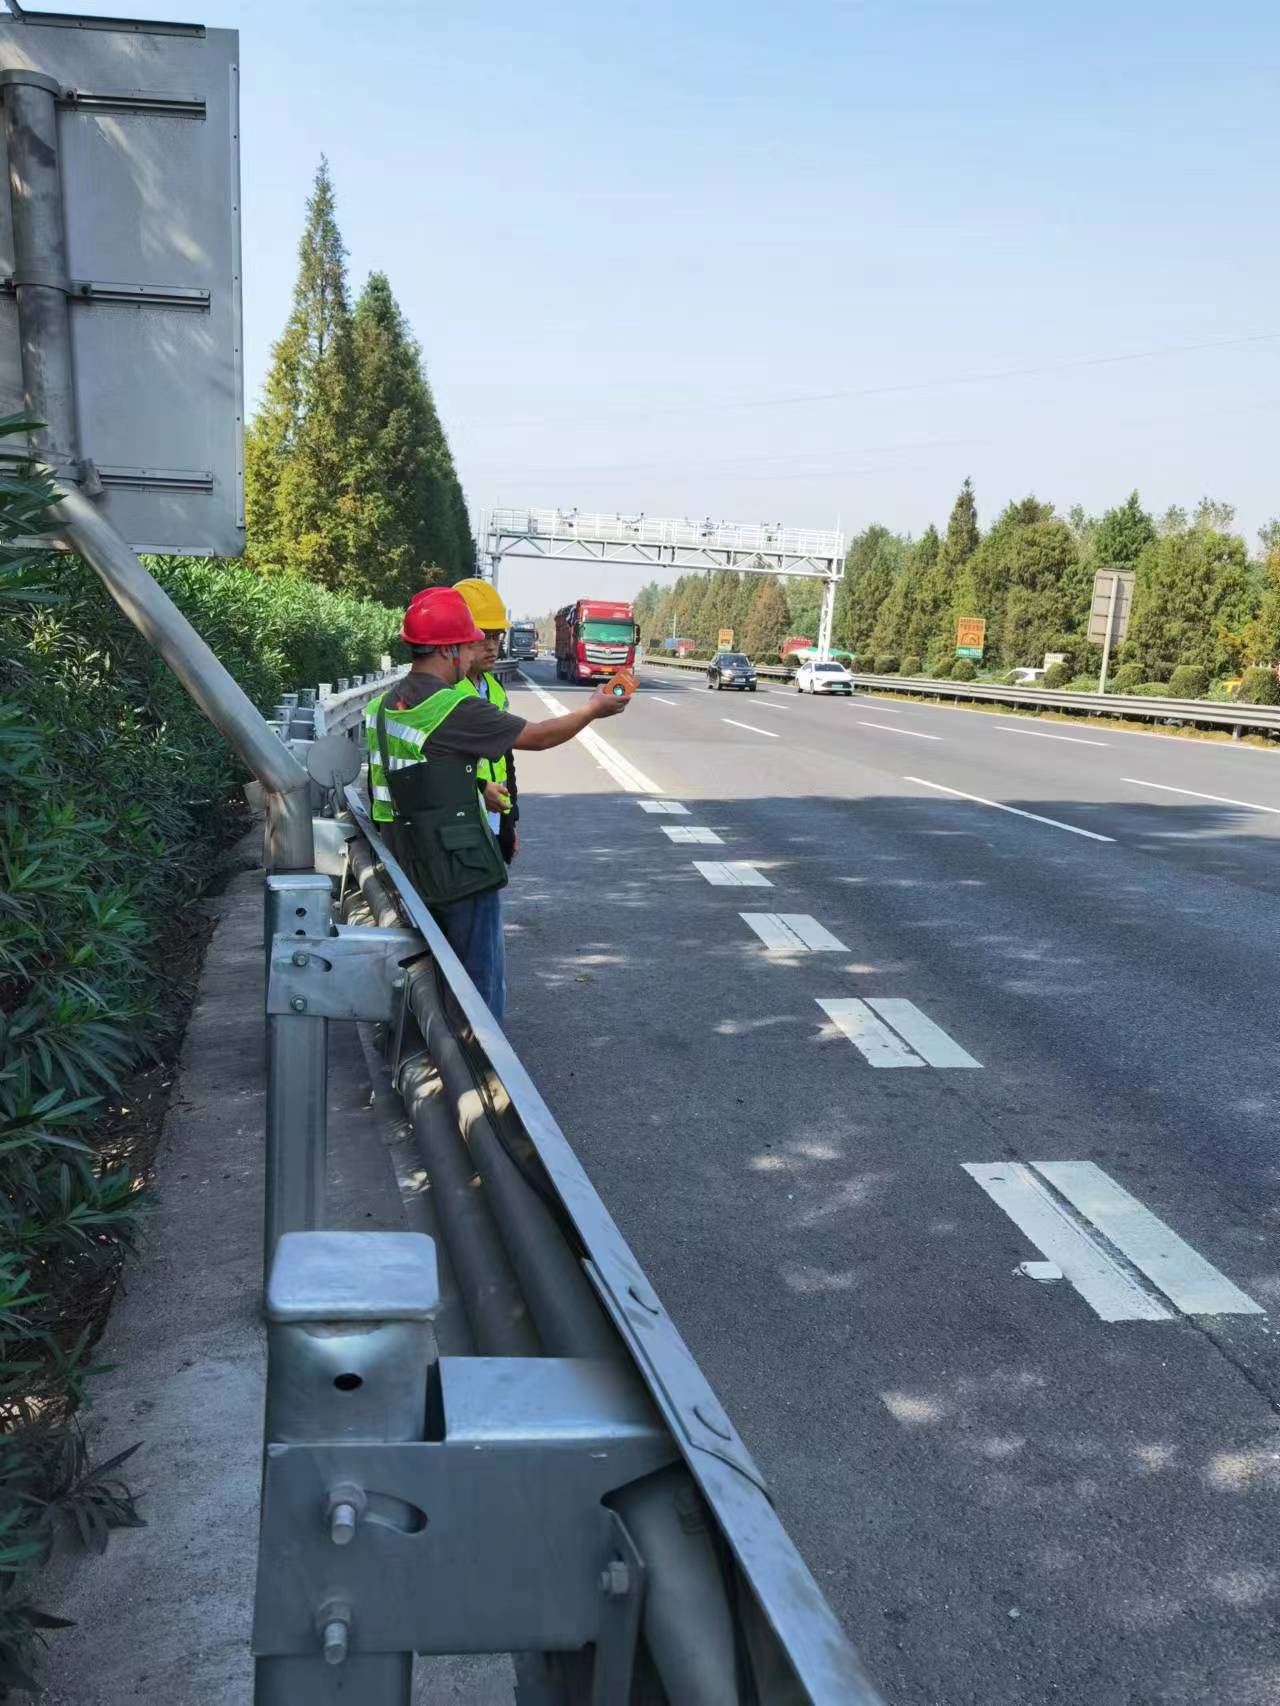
316, 1600, 352, 1666
292, 950, 310, 968
289, 996, 307, 1013
599, 1560, 631, 1599
326, 1482, 366, 1546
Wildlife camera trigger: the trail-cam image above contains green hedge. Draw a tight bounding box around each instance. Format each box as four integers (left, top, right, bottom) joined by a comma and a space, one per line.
1236, 666, 1280, 706
0, 466, 398, 1688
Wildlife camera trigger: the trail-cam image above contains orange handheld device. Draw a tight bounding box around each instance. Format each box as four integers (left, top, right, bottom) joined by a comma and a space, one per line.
604, 669, 637, 701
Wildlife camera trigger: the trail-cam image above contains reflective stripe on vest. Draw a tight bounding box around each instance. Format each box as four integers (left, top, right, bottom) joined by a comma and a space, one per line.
465, 672, 511, 801
364, 681, 471, 822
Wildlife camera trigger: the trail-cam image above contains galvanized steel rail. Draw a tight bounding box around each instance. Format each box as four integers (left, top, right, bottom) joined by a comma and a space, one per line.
250, 670, 883, 1704
643, 654, 1280, 735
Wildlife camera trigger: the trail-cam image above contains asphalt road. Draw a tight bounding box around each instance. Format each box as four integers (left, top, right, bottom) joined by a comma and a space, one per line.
501, 661, 1280, 1706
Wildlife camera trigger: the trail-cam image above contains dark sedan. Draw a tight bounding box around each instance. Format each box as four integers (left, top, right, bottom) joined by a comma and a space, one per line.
706, 652, 758, 691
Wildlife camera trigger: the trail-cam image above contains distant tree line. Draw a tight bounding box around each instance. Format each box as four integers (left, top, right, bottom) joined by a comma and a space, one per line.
245, 159, 473, 605
621, 482, 1280, 697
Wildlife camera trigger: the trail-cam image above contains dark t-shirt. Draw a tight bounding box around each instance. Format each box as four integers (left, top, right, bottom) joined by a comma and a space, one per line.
385, 673, 525, 761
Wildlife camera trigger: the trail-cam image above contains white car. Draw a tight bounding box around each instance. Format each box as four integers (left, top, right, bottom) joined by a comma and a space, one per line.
795, 660, 854, 695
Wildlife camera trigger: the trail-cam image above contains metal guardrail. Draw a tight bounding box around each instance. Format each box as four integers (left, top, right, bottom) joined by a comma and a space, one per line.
250, 679, 882, 1704
642, 655, 1280, 735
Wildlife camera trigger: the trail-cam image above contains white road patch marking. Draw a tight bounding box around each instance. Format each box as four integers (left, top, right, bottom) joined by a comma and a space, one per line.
722, 718, 780, 738
740, 913, 848, 952
858, 721, 942, 740
962, 1163, 1173, 1322
1122, 777, 1280, 816
816, 999, 923, 1067
520, 675, 663, 794
904, 776, 1115, 842
651, 695, 679, 706
997, 725, 1107, 747
662, 825, 722, 844
637, 799, 690, 815
1033, 1162, 1263, 1316
693, 860, 773, 887
864, 998, 982, 1068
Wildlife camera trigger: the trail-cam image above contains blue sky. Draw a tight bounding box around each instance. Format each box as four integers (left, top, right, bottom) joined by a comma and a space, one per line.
37, 2, 1280, 613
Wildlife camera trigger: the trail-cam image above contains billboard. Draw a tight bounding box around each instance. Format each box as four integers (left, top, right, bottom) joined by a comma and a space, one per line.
717, 626, 734, 649
955, 615, 986, 659
0, 14, 244, 555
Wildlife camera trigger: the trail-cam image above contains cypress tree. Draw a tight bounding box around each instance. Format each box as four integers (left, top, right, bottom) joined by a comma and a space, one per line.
245, 157, 358, 588
742, 576, 792, 658
901, 525, 942, 659
918, 479, 980, 662
834, 526, 906, 656
348, 271, 472, 603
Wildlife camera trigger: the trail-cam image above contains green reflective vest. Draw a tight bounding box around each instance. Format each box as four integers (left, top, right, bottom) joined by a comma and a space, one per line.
468, 672, 510, 801
364, 680, 471, 823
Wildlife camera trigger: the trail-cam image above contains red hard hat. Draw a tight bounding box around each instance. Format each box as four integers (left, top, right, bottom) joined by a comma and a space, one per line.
401, 586, 485, 647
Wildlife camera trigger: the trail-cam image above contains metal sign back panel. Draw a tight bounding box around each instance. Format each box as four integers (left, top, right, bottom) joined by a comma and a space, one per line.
1087, 569, 1135, 645
0, 14, 243, 555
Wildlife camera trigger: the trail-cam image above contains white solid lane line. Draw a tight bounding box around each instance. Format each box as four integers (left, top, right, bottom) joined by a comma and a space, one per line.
521, 675, 664, 794
963, 1163, 1173, 1322
904, 776, 1115, 842
1122, 777, 1280, 815
997, 725, 1108, 747
865, 998, 982, 1068
740, 913, 848, 952
662, 825, 722, 844
1033, 1162, 1263, 1316
722, 718, 780, 738
637, 800, 690, 815
859, 721, 942, 740
693, 861, 773, 887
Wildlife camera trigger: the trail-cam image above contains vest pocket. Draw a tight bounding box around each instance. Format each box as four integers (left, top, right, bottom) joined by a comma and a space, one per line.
401, 805, 507, 904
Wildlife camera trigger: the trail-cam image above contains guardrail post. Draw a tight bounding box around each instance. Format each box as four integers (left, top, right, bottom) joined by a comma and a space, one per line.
264, 873, 334, 1280
254, 1230, 437, 1704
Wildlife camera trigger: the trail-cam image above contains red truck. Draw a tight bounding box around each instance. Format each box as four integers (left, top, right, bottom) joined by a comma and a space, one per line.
554, 599, 639, 683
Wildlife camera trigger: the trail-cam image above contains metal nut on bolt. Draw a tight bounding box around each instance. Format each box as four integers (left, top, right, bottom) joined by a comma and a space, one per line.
599, 1560, 631, 1599
289, 996, 307, 1013
292, 950, 310, 967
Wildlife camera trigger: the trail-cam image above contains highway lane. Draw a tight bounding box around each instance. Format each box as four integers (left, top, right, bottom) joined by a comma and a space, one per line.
501, 664, 1280, 1706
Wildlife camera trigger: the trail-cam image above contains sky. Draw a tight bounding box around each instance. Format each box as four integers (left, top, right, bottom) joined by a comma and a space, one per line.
32, 0, 1280, 616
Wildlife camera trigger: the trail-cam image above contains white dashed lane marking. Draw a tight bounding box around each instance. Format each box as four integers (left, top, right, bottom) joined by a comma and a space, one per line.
637, 800, 689, 815
693, 861, 773, 887
1122, 778, 1280, 815
997, 724, 1108, 747
905, 776, 1115, 842
963, 1161, 1263, 1321
722, 718, 780, 738
662, 826, 722, 844
858, 721, 942, 740
651, 695, 679, 706
817, 998, 982, 1068
740, 913, 848, 952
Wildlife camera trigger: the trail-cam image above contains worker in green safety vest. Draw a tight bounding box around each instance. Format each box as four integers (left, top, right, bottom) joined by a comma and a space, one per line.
365, 585, 629, 1023
454, 577, 520, 866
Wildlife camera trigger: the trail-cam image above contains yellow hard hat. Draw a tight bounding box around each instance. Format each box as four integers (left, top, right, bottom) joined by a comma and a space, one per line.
452, 577, 509, 632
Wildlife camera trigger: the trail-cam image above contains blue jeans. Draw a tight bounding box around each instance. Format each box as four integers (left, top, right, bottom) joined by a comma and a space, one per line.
433, 887, 506, 1024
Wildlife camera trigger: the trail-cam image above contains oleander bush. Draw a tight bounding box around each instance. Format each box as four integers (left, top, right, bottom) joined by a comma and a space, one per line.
0, 418, 398, 1691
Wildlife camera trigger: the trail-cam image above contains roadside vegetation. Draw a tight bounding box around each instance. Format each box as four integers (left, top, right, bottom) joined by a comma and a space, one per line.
632, 485, 1280, 705
0, 425, 398, 1691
